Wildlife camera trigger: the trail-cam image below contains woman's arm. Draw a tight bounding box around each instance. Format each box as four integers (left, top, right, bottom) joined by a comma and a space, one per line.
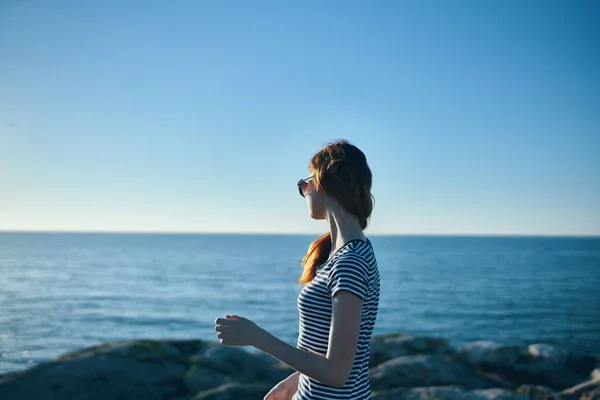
256, 291, 363, 388
215, 256, 368, 388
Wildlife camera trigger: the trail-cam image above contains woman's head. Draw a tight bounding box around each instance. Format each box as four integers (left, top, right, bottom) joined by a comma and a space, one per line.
298, 140, 374, 284
300, 140, 373, 226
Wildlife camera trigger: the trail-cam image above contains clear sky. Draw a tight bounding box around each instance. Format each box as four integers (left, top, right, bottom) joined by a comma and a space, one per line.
1, 0, 599, 236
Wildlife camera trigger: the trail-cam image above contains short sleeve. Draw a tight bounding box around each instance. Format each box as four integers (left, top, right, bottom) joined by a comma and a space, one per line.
326, 255, 370, 301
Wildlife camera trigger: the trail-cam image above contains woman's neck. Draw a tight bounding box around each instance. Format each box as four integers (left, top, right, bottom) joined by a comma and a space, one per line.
326, 206, 365, 258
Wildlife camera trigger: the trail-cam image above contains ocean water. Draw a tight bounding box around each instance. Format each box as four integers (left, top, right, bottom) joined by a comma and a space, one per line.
1, 233, 599, 373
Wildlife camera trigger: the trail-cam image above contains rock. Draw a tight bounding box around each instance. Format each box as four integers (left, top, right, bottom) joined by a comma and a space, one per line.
566, 354, 600, 378
0, 339, 288, 400
0, 340, 191, 400
456, 341, 593, 391
371, 334, 452, 367
187, 345, 290, 385
0, 335, 597, 400
505, 345, 591, 390
529, 345, 568, 361
373, 386, 527, 400
560, 377, 600, 398
526, 344, 599, 380
370, 355, 496, 391
515, 384, 558, 400
581, 387, 600, 400
455, 341, 525, 367
191, 382, 273, 400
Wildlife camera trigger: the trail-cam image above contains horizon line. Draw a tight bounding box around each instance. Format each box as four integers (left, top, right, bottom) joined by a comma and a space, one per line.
0, 229, 598, 239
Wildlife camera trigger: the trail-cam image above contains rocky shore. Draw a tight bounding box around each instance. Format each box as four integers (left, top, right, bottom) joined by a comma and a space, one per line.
0, 334, 598, 400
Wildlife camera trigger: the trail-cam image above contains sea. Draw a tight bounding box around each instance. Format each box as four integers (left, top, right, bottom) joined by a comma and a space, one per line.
1, 233, 599, 373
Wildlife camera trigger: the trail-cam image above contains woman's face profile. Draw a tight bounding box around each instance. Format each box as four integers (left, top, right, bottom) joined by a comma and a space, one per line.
305, 178, 327, 220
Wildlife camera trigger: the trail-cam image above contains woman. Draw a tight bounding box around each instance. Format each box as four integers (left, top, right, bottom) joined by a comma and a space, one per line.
215, 140, 380, 399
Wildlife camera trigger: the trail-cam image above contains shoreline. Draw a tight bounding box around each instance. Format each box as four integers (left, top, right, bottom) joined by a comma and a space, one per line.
1, 333, 598, 399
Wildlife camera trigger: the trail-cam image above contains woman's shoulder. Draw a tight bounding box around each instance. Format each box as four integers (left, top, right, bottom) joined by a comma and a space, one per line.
339, 239, 374, 261
330, 240, 375, 270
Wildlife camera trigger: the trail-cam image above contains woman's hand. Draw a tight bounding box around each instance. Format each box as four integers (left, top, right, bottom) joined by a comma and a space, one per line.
263, 380, 294, 400
264, 372, 299, 400
214, 314, 266, 347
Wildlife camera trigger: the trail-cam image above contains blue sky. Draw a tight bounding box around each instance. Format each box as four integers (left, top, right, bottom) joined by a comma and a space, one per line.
1, 0, 598, 235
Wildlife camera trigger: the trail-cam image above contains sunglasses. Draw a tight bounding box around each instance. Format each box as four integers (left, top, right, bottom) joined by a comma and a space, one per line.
297, 175, 314, 197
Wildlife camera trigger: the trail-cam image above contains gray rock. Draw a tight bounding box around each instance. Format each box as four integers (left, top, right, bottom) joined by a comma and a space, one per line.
0, 340, 191, 400
560, 377, 600, 398
0, 339, 287, 400
456, 341, 593, 390
529, 345, 569, 361
0, 334, 597, 400
191, 382, 273, 400
581, 387, 600, 400
455, 341, 525, 367
371, 334, 452, 367
506, 345, 591, 390
566, 354, 600, 378
188, 344, 290, 384
373, 386, 528, 400
515, 384, 558, 400
526, 345, 600, 387
182, 362, 230, 393
370, 355, 496, 391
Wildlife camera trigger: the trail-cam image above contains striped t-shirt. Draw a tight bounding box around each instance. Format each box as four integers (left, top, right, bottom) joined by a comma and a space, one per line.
294, 239, 380, 400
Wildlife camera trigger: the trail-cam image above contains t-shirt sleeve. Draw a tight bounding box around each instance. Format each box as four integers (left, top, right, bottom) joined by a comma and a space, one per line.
326, 255, 370, 301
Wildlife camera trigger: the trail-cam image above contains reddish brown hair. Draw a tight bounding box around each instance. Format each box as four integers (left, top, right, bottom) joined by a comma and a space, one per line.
299, 140, 374, 284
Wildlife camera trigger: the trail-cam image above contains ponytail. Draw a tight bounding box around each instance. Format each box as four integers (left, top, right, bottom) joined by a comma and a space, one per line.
299, 233, 332, 284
